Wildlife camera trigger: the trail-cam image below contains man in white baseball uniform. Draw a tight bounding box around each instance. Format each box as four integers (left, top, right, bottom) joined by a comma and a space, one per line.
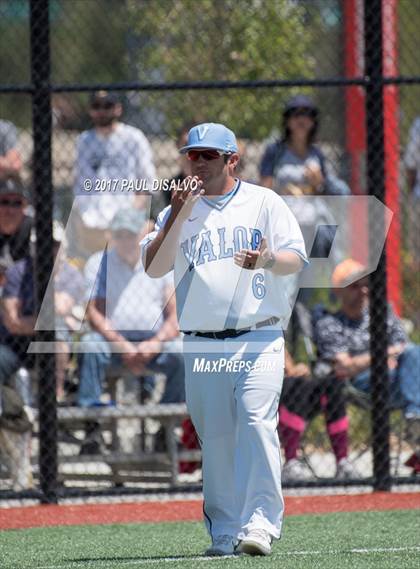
142, 123, 307, 556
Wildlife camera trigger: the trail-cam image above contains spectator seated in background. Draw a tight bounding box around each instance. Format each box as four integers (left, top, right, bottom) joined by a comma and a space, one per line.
0, 179, 33, 289
259, 94, 350, 198
0, 224, 84, 403
279, 347, 354, 481
259, 94, 349, 261
314, 259, 420, 475
71, 90, 156, 259
77, 208, 184, 413
0, 223, 83, 488
259, 95, 350, 356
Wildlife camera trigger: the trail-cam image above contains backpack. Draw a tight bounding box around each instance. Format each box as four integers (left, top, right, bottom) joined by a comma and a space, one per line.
0, 385, 32, 433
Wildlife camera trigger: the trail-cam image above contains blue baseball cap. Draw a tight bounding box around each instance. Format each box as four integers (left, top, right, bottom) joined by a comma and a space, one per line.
180, 123, 238, 154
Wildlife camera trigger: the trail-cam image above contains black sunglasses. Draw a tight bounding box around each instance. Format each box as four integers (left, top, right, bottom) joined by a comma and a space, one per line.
288, 107, 316, 118
0, 198, 24, 208
91, 101, 115, 110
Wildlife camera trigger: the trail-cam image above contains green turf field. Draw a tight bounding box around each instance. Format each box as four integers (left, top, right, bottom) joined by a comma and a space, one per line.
1, 510, 419, 569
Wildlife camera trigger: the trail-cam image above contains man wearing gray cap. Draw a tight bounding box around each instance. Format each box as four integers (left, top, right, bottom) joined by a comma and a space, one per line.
143, 123, 307, 556
78, 208, 184, 421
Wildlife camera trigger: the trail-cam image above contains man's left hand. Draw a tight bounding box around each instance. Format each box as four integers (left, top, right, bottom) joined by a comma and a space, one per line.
334, 352, 357, 379
234, 237, 273, 271
136, 338, 163, 364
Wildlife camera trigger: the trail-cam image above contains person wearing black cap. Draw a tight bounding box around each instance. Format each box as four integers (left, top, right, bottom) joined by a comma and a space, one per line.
260, 95, 352, 260
259, 95, 325, 194
72, 91, 156, 258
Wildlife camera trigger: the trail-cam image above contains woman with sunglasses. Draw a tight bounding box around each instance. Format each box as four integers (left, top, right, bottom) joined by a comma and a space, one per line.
261, 95, 352, 263
259, 95, 344, 257
260, 95, 326, 196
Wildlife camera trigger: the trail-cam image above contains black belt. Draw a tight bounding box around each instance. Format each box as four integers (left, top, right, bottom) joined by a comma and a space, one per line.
183, 317, 279, 340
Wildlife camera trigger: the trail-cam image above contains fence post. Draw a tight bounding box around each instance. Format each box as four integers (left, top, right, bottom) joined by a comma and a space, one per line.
364, 0, 391, 491
30, 0, 58, 503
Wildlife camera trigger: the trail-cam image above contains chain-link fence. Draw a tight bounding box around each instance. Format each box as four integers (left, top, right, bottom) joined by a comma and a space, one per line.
0, 0, 419, 502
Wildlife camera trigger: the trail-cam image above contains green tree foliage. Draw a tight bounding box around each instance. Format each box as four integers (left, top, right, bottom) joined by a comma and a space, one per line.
1, 0, 315, 136
127, 0, 315, 138
50, 0, 129, 85
0, 0, 130, 128
398, 0, 420, 141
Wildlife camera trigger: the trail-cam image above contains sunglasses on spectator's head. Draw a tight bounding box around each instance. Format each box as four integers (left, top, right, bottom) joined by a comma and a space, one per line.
0, 198, 24, 208
187, 149, 227, 162
91, 101, 115, 111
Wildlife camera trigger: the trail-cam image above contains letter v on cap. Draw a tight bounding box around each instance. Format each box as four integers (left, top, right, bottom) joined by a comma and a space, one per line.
197, 125, 210, 140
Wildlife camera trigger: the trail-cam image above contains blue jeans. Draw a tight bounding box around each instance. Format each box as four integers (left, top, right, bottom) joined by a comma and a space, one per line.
351, 344, 420, 417
0, 344, 21, 387
77, 332, 185, 407
0, 344, 26, 414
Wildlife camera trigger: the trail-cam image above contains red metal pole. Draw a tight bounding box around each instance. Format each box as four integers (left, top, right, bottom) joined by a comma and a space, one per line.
345, 0, 369, 266
382, 0, 401, 314
345, 0, 366, 197
344, 0, 401, 313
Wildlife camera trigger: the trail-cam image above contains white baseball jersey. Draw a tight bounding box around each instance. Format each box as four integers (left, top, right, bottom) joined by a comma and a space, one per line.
141, 180, 307, 331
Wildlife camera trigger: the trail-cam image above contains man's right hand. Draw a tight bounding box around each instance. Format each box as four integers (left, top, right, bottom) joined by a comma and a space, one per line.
170, 176, 204, 221
144, 176, 204, 278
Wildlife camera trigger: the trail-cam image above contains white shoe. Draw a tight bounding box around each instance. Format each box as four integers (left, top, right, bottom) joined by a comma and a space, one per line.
336, 458, 359, 480
205, 535, 237, 556
237, 529, 272, 556
282, 458, 311, 482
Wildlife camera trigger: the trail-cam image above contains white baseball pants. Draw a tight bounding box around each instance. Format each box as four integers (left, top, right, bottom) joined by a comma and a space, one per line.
183, 326, 285, 541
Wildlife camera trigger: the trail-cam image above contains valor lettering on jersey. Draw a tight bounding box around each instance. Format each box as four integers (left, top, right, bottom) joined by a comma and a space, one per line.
217, 228, 233, 259
233, 226, 249, 253
196, 230, 217, 265
180, 234, 200, 265
180, 227, 263, 268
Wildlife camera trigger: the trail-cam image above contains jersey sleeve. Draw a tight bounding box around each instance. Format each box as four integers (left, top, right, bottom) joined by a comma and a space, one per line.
140, 205, 172, 267
3, 262, 24, 299
269, 194, 308, 265
259, 142, 277, 177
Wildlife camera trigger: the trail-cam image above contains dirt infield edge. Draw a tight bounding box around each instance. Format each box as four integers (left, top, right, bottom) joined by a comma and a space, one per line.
1, 492, 419, 531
